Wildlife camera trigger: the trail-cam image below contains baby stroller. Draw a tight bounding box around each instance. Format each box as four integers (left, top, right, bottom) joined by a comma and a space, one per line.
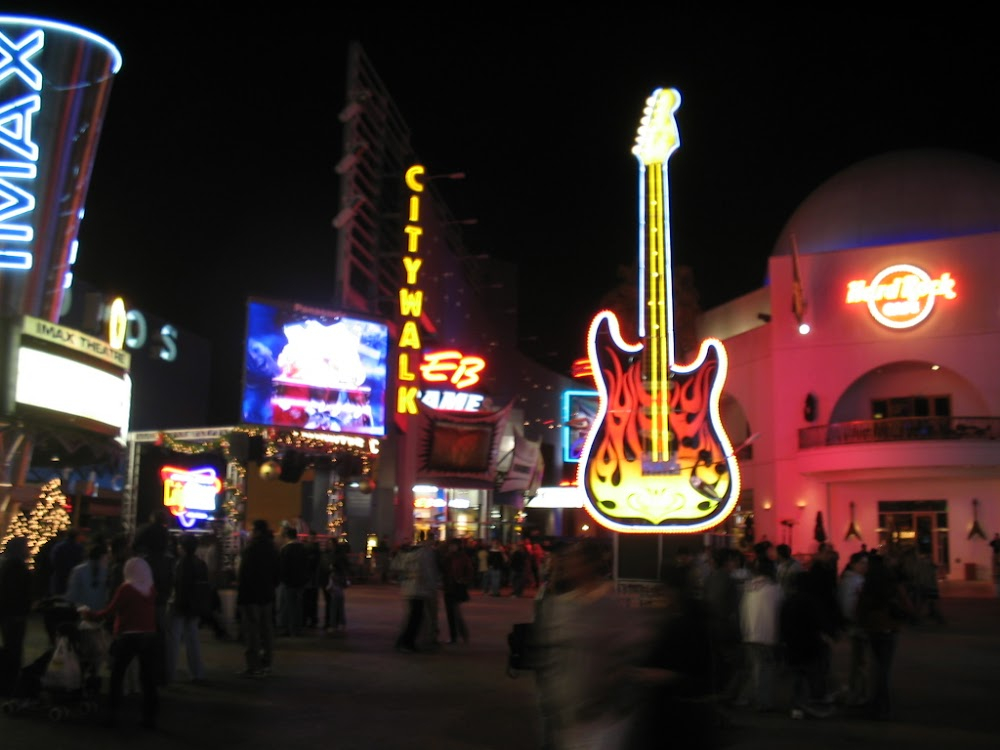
2, 599, 104, 721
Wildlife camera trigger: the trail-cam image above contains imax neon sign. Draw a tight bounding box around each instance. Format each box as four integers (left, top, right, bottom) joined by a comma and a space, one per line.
0, 25, 43, 270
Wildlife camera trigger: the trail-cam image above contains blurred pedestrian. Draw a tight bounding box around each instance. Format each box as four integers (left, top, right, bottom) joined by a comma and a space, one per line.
623, 564, 718, 749
50, 527, 84, 596
82, 556, 159, 730
533, 539, 634, 750
277, 526, 308, 636
167, 534, 209, 683
0, 536, 32, 694
65, 540, 110, 612
838, 551, 870, 706
856, 553, 912, 720
702, 547, 744, 704
236, 520, 280, 676
442, 538, 473, 645
736, 558, 783, 712
326, 542, 351, 634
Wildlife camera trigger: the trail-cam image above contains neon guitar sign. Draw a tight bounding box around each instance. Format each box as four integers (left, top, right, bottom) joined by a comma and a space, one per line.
579, 88, 741, 533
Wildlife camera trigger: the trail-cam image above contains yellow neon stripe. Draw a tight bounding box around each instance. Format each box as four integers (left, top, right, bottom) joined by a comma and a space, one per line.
647, 167, 660, 459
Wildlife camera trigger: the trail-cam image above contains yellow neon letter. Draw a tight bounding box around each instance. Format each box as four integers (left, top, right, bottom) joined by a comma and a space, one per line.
402, 256, 423, 284
399, 320, 422, 349
399, 288, 424, 317
405, 165, 425, 192
397, 386, 419, 414
404, 225, 423, 253
408, 194, 421, 223
397, 353, 417, 381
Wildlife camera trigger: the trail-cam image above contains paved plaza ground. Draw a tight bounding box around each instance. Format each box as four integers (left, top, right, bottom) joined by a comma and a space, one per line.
2, 581, 998, 749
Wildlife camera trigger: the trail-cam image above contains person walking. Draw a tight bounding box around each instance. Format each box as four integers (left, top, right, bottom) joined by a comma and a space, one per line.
509, 541, 529, 598
838, 551, 870, 706
532, 539, 635, 750
50, 527, 85, 597
855, 553, 912, 721
486, 540, 506, 596
442, 539, 473, 644
236, 520, 280, 676
736, 558, 783, 712
301, 531, 322, 629
167, 534, 210, 684
0, 537, 32, 695
326, 542, 350, 634
64, 540, 110, 612
277, 526, 309, 637
82, 556, 159, 730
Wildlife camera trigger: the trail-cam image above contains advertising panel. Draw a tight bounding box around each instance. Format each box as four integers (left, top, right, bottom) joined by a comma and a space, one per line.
241, 298, 389, 437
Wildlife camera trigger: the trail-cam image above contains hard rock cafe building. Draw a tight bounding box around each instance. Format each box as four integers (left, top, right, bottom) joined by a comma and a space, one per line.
703, 149, 1000, 588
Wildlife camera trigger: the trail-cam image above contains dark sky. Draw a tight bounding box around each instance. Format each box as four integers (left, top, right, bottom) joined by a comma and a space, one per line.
8, 5, 1000, 422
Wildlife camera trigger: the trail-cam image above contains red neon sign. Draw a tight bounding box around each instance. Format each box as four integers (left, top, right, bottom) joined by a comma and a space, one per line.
420, 350, 485, 389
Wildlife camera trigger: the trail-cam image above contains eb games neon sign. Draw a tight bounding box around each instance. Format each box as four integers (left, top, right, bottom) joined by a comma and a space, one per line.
845, 264, 957, 329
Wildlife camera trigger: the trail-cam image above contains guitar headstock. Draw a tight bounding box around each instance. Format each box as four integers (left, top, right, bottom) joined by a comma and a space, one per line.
632, 87, 681, 166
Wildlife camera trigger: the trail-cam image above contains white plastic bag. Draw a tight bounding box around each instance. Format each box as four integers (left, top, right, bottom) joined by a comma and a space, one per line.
41, 635, 82, 691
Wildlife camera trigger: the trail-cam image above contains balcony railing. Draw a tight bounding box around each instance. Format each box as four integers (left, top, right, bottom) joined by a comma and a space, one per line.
799, 416, 1000, 449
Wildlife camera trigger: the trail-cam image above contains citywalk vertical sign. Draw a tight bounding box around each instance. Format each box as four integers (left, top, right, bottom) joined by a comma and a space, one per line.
395, 164, 427, 426
0, 16, 122, 321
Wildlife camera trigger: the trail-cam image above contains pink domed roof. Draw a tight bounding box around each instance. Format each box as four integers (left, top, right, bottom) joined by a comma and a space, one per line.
772, 149, 1000, 256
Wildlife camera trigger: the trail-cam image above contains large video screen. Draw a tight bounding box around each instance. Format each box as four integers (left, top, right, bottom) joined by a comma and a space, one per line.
241, 299, 389, 437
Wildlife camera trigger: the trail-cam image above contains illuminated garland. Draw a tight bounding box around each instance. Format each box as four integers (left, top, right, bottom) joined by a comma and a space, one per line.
153, 427, 377, 531
0, 479, 71, 569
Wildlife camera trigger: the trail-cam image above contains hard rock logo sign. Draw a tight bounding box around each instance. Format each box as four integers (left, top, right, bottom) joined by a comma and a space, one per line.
845, 264, 957, 329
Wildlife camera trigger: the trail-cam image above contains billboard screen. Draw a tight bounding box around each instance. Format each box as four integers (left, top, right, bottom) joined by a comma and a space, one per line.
241, 299, 389, 437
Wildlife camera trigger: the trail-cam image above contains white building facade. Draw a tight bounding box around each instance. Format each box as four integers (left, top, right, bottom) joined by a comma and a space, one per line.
703, 149, 1000, 586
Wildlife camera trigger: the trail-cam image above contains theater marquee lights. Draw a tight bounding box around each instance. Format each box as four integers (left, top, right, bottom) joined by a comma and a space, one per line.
396, 164, 426, 416
845, 264, 957, 329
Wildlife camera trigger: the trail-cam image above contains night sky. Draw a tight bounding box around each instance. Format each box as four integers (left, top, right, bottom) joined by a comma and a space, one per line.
7, 5, 1000, 423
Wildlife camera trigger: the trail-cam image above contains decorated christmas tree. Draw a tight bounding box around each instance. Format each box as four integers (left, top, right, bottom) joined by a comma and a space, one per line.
0, 478, 71, 568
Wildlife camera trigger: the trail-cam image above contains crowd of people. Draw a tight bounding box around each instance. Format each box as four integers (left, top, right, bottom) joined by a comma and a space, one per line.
0, 518, 964, 745
521, 537, 952, 750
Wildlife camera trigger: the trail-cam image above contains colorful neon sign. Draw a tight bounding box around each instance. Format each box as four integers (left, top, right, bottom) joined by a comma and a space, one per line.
579, 88, 740, 534
396, 164, 426, 416
419, 349, 485, 389
845, 264, 957, 329
160, 465, 221, 528
0, 16, 122, 321
0, 25, 43, 270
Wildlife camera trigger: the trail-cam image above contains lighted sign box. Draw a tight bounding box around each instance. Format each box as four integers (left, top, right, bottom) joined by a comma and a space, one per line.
562, 390, 598, 463
4, 316, 131, 441
427, 421, 493, 473
241, 299, 389, 436
134, 444, 225, 530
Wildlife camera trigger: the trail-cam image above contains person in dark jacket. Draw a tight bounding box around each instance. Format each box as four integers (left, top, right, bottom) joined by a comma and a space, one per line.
277, 527, 309, 636
0, 536, 32, 694
50, 527, 84, 596
167, 534, 210, 683
236, 520, 280, 676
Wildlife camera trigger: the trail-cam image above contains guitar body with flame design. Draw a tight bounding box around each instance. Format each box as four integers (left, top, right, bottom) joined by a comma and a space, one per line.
583, 311, 737, 529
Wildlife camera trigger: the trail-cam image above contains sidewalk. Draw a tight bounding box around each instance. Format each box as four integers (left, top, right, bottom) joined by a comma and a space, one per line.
2, 584, 998, 749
